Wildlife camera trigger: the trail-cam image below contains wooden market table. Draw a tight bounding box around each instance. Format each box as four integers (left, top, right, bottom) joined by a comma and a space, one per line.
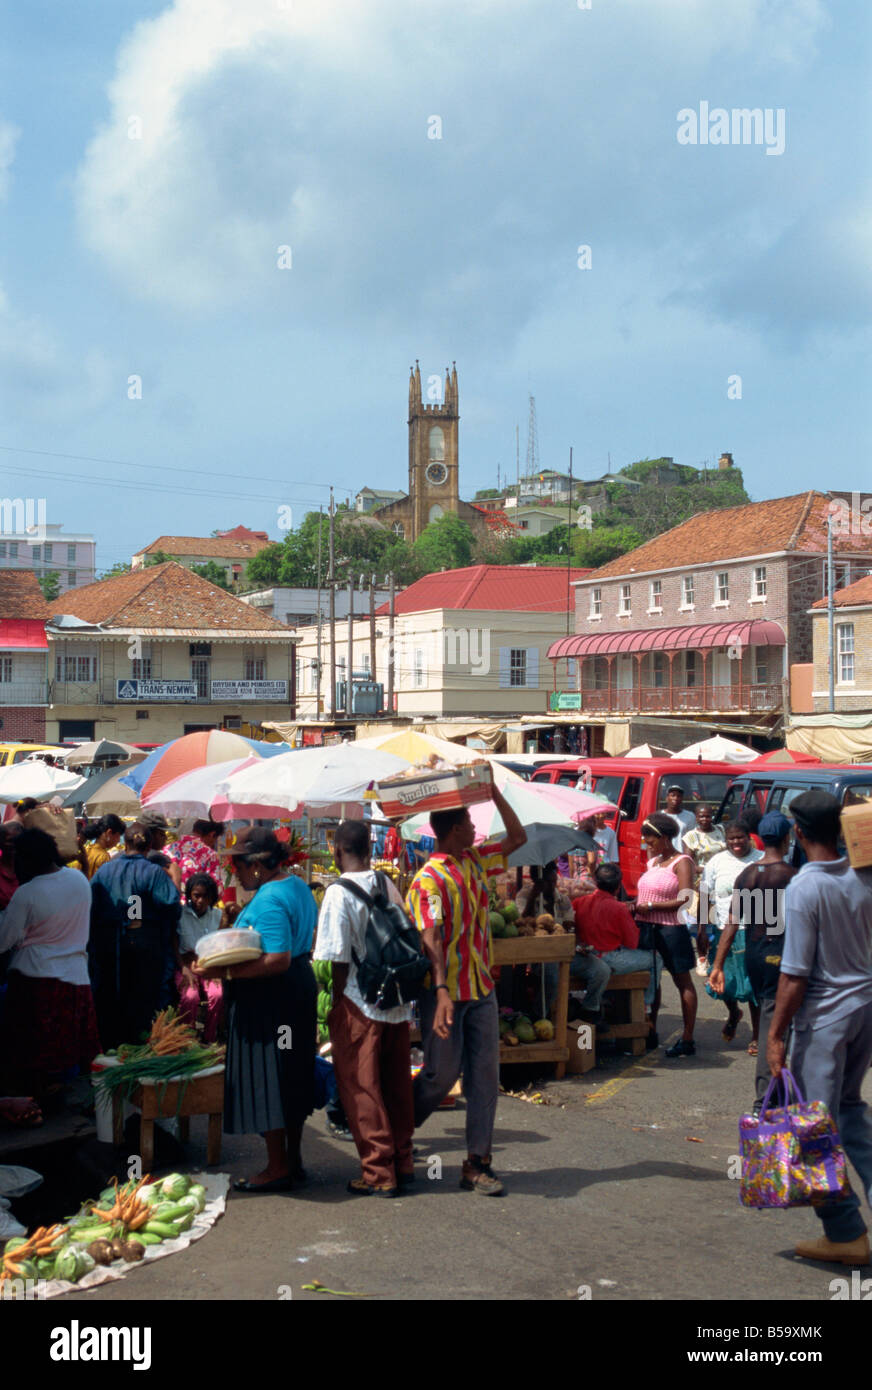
112, 1067, 225, 1168
492, 935, 575, 1079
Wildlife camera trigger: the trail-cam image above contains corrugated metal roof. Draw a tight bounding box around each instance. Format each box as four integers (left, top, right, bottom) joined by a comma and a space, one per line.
375, 565, 591, 616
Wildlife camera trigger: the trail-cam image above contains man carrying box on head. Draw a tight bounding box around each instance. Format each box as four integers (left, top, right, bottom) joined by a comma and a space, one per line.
407, 785, 527, 1196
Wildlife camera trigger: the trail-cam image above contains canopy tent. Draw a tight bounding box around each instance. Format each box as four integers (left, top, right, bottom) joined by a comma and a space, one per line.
547, 618, 786, 660
671, 735, 758, 764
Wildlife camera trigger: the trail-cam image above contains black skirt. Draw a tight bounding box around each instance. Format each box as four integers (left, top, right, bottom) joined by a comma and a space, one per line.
223, 957, 317, 1135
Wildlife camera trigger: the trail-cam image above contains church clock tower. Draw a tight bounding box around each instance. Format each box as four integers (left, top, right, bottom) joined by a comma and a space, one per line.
407, 360, 459, 542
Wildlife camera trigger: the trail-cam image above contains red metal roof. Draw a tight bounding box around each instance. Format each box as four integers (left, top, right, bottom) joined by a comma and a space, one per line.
376, 565, 592, 616
547, 619, 786, 660
0, 619, 49, 650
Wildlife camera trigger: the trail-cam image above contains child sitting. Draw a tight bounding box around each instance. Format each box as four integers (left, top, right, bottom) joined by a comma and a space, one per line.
175, 873, 223, 1042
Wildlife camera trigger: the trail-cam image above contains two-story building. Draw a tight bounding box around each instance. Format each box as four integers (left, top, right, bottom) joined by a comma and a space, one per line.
131, 526, 272, 589
46, 562, 296, 745
0, 523, 96, 595
0, 570, 50, 742
546, 491, 872, 728
293, 563, 590, 720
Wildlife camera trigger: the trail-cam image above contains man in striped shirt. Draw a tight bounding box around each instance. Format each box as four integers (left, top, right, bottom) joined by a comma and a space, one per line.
407, 786, 526, 1196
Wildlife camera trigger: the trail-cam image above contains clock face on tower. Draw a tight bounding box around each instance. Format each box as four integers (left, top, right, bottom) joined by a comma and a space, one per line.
426, 461, 448, 486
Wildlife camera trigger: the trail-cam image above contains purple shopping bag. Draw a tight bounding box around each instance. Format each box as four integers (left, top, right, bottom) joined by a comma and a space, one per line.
739, 1067, 850, 1209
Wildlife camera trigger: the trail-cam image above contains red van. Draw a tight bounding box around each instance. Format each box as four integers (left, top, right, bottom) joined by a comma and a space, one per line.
530, 757, 739, 892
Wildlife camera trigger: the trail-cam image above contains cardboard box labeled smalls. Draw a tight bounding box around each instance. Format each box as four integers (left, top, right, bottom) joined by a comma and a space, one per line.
373, 762, 493, 819
840, 799, 872, 869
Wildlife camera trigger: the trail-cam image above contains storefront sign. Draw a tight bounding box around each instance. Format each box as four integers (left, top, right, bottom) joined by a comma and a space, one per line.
116, 679, 198, 701
550, 691, 582, 711
210, 680, 288, 701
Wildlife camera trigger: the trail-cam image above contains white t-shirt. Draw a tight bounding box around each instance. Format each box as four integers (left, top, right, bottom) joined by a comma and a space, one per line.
314, 870, 414, 1024
669, 808, 696, 851
0, 866, 92, 985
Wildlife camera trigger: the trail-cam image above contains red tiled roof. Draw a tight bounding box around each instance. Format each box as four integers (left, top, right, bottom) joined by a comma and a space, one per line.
376, 565, 591, 616
582, 492, 872, 581
0, 569, 50, 620
135, 534, 272, 559
216, 526, 269, 542
548, 618, 786, 660
47, 562, 291, 634
811, 574, 872, 609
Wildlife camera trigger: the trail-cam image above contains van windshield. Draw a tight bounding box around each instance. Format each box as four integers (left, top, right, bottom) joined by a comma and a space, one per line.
657, 773, 731, 817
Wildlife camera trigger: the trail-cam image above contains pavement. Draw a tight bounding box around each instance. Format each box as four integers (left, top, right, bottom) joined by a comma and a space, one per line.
54, 982, 872, 1305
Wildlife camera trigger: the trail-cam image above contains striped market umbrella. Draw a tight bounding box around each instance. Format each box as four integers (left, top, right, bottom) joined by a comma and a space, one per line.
120, 730, 287, 802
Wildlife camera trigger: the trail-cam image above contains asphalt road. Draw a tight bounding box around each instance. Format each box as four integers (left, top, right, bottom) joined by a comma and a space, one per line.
56, 982, 872, 1306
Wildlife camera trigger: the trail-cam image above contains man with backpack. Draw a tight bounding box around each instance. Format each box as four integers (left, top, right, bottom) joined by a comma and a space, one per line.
314, 819, 420, 1197
407, 788, 527, 1196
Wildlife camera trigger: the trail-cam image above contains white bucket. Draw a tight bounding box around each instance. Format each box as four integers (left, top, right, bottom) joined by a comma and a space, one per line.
90, 1055, 135, 1143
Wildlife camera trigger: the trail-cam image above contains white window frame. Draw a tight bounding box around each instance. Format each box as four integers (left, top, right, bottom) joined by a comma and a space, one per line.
753, 648, 768, 685
715, 571, 730, 605
244, 657, 265, 681
413, 648, 426, 688
648, 579, 662, 614
680, 574, 695, 609
509, 648, 527, 687
589, 587, 602, 619
685, 651, 698, 687
0, 656, 12, 682
131, 651, 152, 680
67, 544, 76, 564
56, 653, 98, 683
43, 543, 52, 561
618, 584, 631, 616
837, 623, 855, 684
751, 565, 767, 602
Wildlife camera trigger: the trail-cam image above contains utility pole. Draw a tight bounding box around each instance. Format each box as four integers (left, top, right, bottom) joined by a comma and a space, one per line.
515, 424, 520, 493
387, 571, 396, 716
328, 488, 335, 722
566, 446, 573, 637
827, 507, 835, 713
369, 574, 376, 683
315, 504, 323, 715
346, 576, 354, 718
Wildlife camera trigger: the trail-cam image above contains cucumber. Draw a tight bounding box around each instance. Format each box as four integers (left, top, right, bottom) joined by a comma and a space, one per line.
149, 1202, 192, 1223
69, 1226, 109, 1243
143, 1221, 181, 1239
126, 1231, 161, 1246
172, 1211, 194, 1233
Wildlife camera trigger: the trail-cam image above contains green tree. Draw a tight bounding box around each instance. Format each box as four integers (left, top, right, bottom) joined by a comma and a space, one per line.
412, 514, 474, 572
190, 560, 232, 590
144, 549, 174, 567
246, 510, 421, 590
98, 561, 132, 579
572, 524, 643, 568
38, 571, 60, 601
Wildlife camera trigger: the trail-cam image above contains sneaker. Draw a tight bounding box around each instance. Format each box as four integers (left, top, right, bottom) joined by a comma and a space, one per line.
664, 1038, 696, 1058
346, 1178, 397, 1198
460, 1155, 505, 1196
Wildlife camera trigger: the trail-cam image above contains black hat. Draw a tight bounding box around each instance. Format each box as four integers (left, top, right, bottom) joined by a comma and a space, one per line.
217, 826, 280, 861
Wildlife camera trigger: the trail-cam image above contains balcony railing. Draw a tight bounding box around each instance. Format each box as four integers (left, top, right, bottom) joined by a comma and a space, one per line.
0, 681, 49, 707
553, 683, 782, 715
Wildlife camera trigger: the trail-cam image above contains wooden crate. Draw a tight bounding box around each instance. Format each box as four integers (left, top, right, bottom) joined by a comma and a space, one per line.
599, 971, 650, 1057
492, 936, 575, 966
493, 936, 575, 1078
567, 1020, 597, 1075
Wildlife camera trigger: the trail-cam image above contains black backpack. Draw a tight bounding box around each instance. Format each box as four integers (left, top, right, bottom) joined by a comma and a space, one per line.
339, 872, 430, 1010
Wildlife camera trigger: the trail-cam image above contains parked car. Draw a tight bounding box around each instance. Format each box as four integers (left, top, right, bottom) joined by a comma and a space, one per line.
715, 766, 872, 865
531, 756, 739, 891
0, 742, 63, 767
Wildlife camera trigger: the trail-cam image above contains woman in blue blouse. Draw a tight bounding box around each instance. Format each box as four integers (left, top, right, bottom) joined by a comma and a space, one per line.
196, 827, 317, 1193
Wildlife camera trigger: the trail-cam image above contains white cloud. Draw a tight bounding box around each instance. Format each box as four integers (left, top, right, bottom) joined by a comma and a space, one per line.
0, 283, 113, 420
73, 0, 833, 326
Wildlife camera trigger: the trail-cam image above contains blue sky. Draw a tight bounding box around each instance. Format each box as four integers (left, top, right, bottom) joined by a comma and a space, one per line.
0, 0, 869, 574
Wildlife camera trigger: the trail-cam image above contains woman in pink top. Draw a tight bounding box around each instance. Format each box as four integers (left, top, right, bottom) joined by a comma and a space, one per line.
634, 812, 697, 1057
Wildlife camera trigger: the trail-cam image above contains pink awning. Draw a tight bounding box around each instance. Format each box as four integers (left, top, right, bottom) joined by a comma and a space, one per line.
547, 619, 786, 660
0, 619, 49, 651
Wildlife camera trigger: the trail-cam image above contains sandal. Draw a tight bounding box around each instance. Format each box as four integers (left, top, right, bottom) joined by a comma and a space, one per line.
722, 1009, 743, 1041
747, 1041, 758, 1056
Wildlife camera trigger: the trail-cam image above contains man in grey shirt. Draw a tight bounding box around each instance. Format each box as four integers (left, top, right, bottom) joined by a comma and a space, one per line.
767, 791, 872, 1266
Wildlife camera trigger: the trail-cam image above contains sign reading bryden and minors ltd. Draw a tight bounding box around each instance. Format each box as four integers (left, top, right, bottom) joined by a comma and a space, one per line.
210, 680, 289, 701
116, 679, 198, 701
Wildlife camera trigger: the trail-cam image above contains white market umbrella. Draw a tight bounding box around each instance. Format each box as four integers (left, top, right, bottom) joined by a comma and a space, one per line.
141, 758, 256, 819
354, 729, 484, 765
672, 735, 758, 764
0, 761, 85, 804
211, 745, 412, 819
625, 743, 673, 758
60, 739, 146, 767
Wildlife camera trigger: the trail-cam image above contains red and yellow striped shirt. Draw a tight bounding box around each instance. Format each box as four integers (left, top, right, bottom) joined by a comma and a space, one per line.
406, 841, 507, 1001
